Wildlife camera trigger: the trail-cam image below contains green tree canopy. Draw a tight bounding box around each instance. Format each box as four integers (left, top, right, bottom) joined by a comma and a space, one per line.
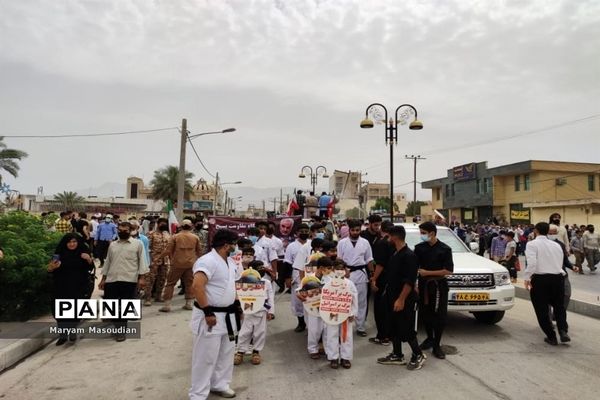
345, 207, 361, 219
53, 191, 85, 209
0, 136, 28, 183
406, 201, 428, 216
370, 197, 399, 213
150, 165, 194, 202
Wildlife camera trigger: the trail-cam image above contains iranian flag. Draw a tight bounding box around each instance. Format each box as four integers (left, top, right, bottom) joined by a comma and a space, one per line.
286, 197, 299, 216
167, 200, 179, 233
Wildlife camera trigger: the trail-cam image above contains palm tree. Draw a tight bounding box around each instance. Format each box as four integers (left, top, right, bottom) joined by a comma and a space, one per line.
53, 191, 85, 209
150, 165, 194, 202
0, 136, 28, 184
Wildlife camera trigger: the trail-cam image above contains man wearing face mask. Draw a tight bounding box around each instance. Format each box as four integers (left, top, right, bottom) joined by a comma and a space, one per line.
189, 229, 240, 399
94, 214, 117, 267
246, 227, 272, 277
414, 221, 454, 359
287, 224, 312, 332
285, 223, 322, 333
160, 219, 203, 312
255, 221, 279, 279
548, 224, 579, 312
98, 222, 149, 342
582, 224, 599, 272
144, 217, 171, 306
337, 219, 374, 337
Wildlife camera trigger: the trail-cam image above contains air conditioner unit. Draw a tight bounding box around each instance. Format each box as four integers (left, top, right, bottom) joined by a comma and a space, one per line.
555, 178, 566, 186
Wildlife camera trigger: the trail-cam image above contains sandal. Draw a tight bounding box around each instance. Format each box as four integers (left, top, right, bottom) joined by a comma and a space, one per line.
234, 353, 243, 365
330, 360, 339, 369
341, 359, 352, 369
310, 353, 320, 360
251, 352, 261, 365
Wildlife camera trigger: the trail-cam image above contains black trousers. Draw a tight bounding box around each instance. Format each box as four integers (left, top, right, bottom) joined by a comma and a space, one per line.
104, 281, 137, 329
94, 240, 111, 263
419, 280, 449, 346
374, 286, 389, 340
530, 274, 567, 337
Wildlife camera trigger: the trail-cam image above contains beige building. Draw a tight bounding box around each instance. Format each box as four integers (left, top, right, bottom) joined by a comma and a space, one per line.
422, 160, 600, 226
126, 176, 221, 215
359, 183, 408, 215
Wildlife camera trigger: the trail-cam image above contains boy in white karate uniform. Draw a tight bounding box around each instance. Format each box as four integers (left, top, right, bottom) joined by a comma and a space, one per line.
298, 256, 334, 359
324, 259, 358, 369
234, 260, 275, 366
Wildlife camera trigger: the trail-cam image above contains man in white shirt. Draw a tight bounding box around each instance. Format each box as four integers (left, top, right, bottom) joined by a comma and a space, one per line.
189, 229, 240, 400
337, 219, 374, 337
524, 222, 570, 346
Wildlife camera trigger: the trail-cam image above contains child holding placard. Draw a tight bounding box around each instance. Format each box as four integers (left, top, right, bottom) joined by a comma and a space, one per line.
321, 259, 358, 369
298, 257, 334, 359
235, 261, 275, 366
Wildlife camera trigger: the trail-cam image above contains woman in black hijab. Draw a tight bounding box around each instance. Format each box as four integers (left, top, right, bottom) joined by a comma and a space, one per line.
47, 232, 93, 345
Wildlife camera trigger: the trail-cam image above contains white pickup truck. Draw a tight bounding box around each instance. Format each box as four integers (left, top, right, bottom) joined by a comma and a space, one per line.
397, 223, 515, 324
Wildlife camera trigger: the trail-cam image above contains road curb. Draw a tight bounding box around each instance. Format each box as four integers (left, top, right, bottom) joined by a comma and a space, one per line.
0, 332, 54, 373
514, 286, 600, 319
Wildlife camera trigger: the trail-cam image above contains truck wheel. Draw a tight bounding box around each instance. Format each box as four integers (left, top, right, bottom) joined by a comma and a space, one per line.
473, 311, 505, 325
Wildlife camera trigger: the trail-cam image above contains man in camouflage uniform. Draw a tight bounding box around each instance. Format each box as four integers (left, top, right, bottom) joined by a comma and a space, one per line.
144, 217, 171, 306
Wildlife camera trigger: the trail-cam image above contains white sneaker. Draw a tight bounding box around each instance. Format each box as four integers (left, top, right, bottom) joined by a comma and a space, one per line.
211, 388, 236, 398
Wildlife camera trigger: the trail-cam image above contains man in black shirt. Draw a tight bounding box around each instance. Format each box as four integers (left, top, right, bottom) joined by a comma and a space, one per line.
369, 221, 395, 346
360, 214, 382, 247
414, 221, 454, 359
377, 225, 425, 370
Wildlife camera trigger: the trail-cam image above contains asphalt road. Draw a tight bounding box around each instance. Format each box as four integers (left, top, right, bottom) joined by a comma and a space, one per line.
0, 295, 598, 400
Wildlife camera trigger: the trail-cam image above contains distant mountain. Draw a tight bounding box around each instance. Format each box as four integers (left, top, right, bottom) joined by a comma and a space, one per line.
69, 182, 127, 197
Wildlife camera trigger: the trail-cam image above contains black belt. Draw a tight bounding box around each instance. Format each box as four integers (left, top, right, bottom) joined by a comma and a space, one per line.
348, 264, 368, 273
194, 300, 242, 341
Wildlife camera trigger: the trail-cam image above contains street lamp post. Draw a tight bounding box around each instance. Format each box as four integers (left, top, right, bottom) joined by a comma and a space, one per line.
298, 165, 329, 193
176, 119, 236, 221
360, 104, 423, 221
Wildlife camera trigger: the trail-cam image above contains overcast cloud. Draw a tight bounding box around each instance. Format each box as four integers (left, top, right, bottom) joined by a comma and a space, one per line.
1, 0, 599, 205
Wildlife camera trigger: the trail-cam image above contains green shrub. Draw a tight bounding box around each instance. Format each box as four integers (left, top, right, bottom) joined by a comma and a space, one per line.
0, 211, 62, 321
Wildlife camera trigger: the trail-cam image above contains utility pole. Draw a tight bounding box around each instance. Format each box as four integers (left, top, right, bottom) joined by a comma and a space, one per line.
405, 155, 426, 215
262, 200, 266, 217
224, 190, 229, 215
213, 172, 220, 215
176, 118, 187, 222
280, 188, 283, 214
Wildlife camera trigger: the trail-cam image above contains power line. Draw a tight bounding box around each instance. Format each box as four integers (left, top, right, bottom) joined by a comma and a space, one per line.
423, 113, 600, 156
186, 132, 216, 179
3, 127, 179, 138
359, 113, 600, 173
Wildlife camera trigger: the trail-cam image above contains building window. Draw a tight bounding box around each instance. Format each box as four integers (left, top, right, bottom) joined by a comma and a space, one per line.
476, 179, 481, 194
524, 174, 530, 191
445, 184, 450, 197
436, 188, 440, 201
482, 178, 493, 194
451, 183, 455, 196
589, 175, 596, 191
130, 183, 138, 199
514, 175, 520, 192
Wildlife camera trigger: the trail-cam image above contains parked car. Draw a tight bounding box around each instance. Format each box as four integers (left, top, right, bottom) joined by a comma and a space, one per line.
397, 223, 515, 324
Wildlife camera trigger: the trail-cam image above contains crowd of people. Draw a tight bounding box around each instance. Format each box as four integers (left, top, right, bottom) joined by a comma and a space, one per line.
41, 208, 599, 399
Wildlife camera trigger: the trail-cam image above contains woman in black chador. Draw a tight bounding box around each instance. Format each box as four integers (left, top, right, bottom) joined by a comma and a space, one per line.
48, 232, 93, 345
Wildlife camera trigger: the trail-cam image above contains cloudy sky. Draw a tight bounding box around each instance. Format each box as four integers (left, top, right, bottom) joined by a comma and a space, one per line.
1, 0, 599, 205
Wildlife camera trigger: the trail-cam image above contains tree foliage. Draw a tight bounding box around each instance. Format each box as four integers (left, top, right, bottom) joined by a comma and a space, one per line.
150, 165, 194, 202
53, 191, 85, 209
0, 211, 62, 321
406, 201, 428, 216
0, 136, 28, 183
370, 197, 399, 213
346, 207, 361, 219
